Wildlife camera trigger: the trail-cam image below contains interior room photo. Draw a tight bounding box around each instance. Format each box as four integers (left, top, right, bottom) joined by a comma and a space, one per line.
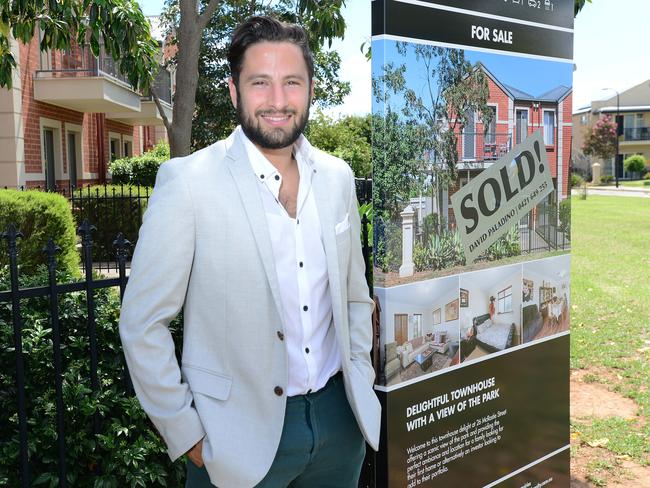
521, 255, 571, 343
375, 275, 460, 387
459, 264, 523, 364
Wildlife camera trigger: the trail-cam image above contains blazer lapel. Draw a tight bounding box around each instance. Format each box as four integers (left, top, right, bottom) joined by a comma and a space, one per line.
311, 161, 346, 348
225, 135, 285, 323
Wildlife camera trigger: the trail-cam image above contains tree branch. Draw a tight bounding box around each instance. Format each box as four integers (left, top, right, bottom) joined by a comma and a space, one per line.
151, 88, 173, 133
197, 0, 221, 30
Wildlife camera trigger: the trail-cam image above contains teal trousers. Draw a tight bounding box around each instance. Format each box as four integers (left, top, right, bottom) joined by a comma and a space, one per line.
185, 372, 366, 487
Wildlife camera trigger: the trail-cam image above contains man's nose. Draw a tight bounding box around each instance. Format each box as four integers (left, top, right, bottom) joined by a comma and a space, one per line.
269, 82, 288, 108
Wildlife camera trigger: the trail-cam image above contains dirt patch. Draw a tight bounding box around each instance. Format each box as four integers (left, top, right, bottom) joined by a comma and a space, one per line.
570, 443, 650, 488
571, 370, 638, 420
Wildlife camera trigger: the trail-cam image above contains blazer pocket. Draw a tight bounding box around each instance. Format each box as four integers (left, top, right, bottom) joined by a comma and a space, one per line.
334, 213, 350, 235
182, 364, 232, 401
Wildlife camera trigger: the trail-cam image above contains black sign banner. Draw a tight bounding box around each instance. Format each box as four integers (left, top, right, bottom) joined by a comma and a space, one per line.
376, 336, 570, 487
372, 0, 574, 60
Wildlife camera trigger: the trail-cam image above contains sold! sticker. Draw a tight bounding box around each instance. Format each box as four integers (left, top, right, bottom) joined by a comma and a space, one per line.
450, 130, 553, 263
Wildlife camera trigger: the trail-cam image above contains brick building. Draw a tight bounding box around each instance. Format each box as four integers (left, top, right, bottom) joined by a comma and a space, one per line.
0, 18, 172, 190
454, 63, 572, 201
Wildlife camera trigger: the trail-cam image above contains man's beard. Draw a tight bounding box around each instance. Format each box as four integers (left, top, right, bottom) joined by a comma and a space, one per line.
237, 88, 310, 150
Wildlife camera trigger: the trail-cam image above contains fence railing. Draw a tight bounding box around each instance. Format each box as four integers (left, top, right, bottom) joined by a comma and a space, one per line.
1, 212, 374, 487
623, 127, 650, 142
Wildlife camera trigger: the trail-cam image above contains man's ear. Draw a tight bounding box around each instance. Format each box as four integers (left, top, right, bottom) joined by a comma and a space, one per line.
310, 79, 315, 102
228, 77, 238, 108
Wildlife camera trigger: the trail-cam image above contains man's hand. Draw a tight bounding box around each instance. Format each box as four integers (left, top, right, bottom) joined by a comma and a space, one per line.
187, 438, 204, 468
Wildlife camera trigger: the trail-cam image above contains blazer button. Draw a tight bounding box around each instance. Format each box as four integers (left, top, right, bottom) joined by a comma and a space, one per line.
274, 386, 284, 396
277, 331, 284, 341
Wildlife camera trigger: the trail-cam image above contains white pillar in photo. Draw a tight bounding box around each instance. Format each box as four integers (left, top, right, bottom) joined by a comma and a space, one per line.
591, 162, 601, 184
399, 204, 415, 277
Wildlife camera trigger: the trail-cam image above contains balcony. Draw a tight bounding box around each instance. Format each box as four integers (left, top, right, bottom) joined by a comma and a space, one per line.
34, 45, 172, 125
457, 132, 513, 171
107, 69, 173, 126
622, 127, 650, 142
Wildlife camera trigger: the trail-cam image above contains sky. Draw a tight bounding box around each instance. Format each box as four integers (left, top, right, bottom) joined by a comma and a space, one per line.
138, 0, 649, 115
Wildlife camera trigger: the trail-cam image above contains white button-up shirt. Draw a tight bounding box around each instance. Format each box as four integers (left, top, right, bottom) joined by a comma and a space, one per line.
239, 127, 341, 396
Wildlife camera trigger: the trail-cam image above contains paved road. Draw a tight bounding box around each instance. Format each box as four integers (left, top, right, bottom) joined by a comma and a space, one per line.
571, 185, 650, 198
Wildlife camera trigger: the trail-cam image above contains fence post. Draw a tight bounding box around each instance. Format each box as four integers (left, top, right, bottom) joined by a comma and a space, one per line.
1, 225, 30, 488
77, 219, 101, 437
43, 240, 68, 488
114, 233, 134, 395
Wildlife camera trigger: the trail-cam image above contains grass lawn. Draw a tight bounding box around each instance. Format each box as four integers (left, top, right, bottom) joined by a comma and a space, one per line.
571, 195, 650, 475
620, 180, 650, 188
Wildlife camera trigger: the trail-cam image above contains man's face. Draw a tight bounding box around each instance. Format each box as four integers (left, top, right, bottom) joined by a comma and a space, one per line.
229, 41, 313, 150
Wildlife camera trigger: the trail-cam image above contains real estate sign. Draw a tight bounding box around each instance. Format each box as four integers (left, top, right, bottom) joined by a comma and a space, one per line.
371, 1, 573, 486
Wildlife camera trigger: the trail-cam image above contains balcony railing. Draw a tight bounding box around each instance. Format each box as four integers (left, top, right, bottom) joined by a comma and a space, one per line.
623, 127, 650, 142
36, 44, 171, 103
460, 132, 513, 163
143, 68, 172, 105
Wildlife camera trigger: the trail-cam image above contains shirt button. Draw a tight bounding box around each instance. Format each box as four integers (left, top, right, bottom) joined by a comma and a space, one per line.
274, 175, 280, 181
299, 261, 304, 268
260, 174, 265, 179
303, 305, 308, 311
277, 331, 284, 341
274, 386, 283, 396
305, 347, 310, 354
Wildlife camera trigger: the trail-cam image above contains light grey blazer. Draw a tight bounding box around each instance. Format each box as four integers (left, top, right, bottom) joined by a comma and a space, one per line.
118, 130, 380, 488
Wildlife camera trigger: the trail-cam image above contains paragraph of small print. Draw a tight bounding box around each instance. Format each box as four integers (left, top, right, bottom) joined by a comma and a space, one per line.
405, 409, 507, 487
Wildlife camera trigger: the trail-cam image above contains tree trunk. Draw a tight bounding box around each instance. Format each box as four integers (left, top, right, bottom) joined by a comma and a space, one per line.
169, 7, 203, 158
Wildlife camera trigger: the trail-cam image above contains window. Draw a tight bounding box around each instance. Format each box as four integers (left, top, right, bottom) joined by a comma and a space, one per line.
497, 286, 512, 314
516, 109, 528, 144
109, 132, 122, 161
39, 117, 63, 191
484, 106, 496, 144
411, 314, 423, 338
543, 110, 555, 145
580, 114, 588, 125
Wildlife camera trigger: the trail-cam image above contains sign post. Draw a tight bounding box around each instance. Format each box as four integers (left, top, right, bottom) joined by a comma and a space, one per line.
372, 1, 573, 486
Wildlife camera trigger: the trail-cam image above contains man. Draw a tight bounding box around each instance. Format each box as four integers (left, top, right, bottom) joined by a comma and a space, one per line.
119, 16, 380, 488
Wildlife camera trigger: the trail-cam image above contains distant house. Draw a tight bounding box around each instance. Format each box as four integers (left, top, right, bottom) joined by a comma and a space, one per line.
0, 16, 173, 191
453, 63, 572, 202
572, 79, 650, 179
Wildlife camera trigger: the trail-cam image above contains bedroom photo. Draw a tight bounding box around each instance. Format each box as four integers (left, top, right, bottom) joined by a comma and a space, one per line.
522, 255, 571, 343
459, 264, 523, 364
375, 275, 461, 387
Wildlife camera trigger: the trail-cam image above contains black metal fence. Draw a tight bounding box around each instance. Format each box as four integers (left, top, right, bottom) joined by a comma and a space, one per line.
1, 196, 375, 487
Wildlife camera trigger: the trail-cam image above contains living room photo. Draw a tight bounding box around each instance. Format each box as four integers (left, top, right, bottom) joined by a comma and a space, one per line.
459, 263, 523, 364
522, 255, 571, 344
375, 275, 460, 387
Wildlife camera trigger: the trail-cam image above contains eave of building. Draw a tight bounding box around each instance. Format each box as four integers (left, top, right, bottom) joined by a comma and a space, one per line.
33, 75, 142, 113
596, 105, 650, 114
106, 99, 172, 126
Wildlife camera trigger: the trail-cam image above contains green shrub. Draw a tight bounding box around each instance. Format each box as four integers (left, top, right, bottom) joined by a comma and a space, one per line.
0, 190, 79, 276
644, 173, 650, 180
109, 141, 169, 187
570, 173, 585, 188
623, 154, 646, 175
422, 213, 439, 243
599, 175, 614, 185
0, 266, 185, 486
71, 185, 150, 264
427, 231, 465, 270
484, 225, 521, 261
413, 241, 430, 272
375, 213, 402, 273
559, 199, 571, 236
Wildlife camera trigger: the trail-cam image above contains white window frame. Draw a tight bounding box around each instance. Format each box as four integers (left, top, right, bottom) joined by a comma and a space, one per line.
64, 122, 84, 183
108, 131, 122, 161
497, 286, 513, 314
543, 109, 556, 146
122, 133, 134, 158
484, 104, 498, 144
515, 107, 530, 144
411, 314, 423, 339
39, 117, 64, 181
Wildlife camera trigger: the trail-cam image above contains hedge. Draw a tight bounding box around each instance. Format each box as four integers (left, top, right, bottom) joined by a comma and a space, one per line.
0, 190, 79, 276
109, 141, 169, 188
0, 266, 186, 486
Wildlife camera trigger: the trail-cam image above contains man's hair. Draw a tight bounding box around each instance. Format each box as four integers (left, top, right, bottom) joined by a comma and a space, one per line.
227, 16, 314, 87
